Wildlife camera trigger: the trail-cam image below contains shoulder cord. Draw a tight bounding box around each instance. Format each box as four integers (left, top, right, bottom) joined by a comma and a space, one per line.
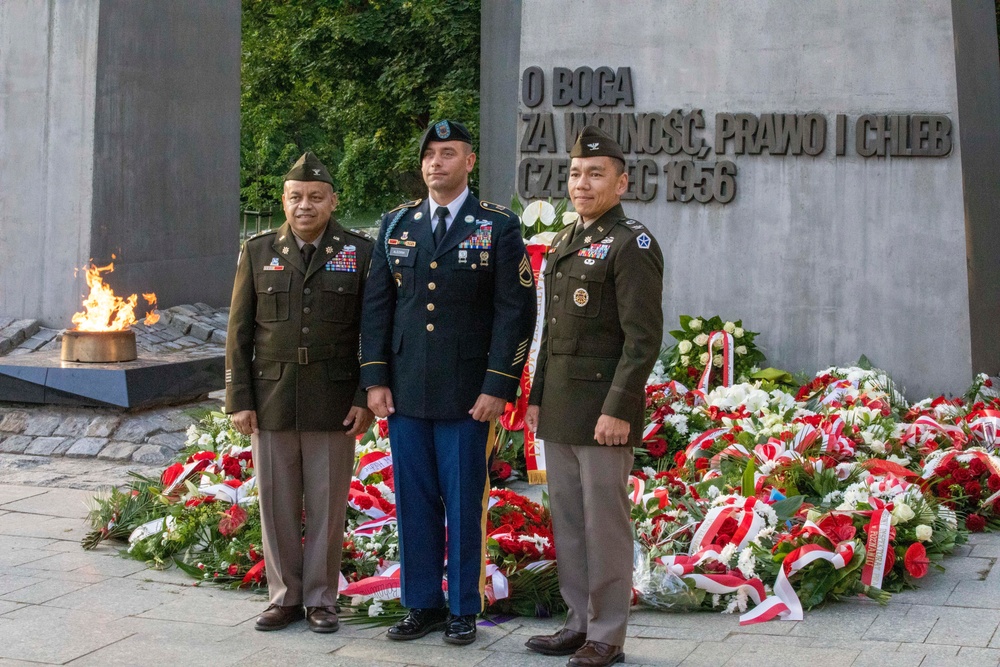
383, 207, 409, 271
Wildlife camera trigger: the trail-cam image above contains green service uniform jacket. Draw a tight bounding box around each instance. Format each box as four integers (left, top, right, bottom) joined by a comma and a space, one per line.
529, 204, 664, 448
225, 220, 373, 432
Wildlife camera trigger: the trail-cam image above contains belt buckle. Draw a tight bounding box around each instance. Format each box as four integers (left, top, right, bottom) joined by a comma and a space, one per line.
298, 347, 309, 365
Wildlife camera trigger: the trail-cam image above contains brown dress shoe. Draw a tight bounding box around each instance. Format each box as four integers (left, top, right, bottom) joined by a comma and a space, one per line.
568, 640, 625, 667
254, 603, 304, 631
306, 606, 340, 633
525, 628, 587, 656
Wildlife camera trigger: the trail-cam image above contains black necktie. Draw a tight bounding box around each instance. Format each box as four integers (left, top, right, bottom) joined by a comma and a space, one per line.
301, 243, 315, 267
433, 206, 448, 248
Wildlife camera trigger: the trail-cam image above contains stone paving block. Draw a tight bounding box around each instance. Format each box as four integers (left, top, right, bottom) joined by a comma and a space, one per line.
850, 651, 923, 667
235, 648, 399, 667
619, 638, 698, 665
189, 321, 215, 341
0, 411, 29, 434
96, 441, 139, 461
0, 605, 132, 664
476, 649, 580, 667
863, 606, 935, 642
895, 641, 960, 657
947, 579, 1000, 609
722, 633, 813, 648
628, 623, 731, 642
126, 566, 199, 586
65, 437, 109, 458
0, 577, 91, 604
788, 603, 878, 639
924, 606, 1000, 646
53, 415, 92, 437
131, 444, 174, 465
0, 513, 88, 542
148, 432, 186, 451
70, 634, 261, 667
674, 641, 744, 667
19, 550, 149, 578
0, 437, 33, 454
0, 487, 93, 517
169, 314, 196, 334
23, 436, 68, 456
210, 329, 228, 344
0, 574, 42, 596
112, 417, 163, 442
954, 647, 1000, 666
22, 414, 62, 437
334, 638, 490, 667
723, 647, 859, 667
0, 548, 55, 568
970, 544, 1000, 558
43, 577, 185, 618
138, 589, 265, 626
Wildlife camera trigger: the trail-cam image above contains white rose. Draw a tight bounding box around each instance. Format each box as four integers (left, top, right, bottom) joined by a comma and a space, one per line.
680, 355, 690, 366
678, 340, 693, 354
699, 352, 710, 366
712, 355, 724, 367
694, 333, 709, 346
891, 502, 915, 525
723, 321, 735, 333
562, 211, 579, 226
689, 318, 703, 332
734, 327, 744, 338
735, 345, 747, 355
915, 524, 933, 542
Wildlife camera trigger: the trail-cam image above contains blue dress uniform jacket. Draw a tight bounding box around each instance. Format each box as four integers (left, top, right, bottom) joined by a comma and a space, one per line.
225, 220, 373, 431
360, 196, 536, 415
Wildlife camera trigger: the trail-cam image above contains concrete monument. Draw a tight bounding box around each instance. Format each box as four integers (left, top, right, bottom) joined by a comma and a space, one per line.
481, 0, 1000, 397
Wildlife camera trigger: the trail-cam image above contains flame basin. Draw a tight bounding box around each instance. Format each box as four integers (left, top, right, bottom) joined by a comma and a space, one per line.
61, 329, 137, 363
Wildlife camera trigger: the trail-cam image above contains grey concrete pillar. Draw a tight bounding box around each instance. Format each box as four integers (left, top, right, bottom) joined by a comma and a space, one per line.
0, 0, 240, 328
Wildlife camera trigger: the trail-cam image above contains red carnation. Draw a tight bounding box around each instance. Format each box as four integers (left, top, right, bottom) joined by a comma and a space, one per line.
904, 543, 930, 578
189, 451, 217, 462
161, 463, 184, 488
377, 419, 389, 439
227, 564, 239, 576
221, 456, 242, 479
354, 495, 374, 510
673, 450, 687, 468
695, 458, 709, 471
966, 514, 987, 532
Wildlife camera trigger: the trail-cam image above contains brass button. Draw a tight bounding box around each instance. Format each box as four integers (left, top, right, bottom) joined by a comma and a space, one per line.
550, 317, 557, 324
430, 261, 438, 269
304, 287, 311, 295
267, 287, 273, 292
258, 371, 263, 377
303, 307, 311, 314
471, 263, 477, 269
596, 373, 603, 379
427, 303, 435, 311
580, 274, 587, 280
395, 259, 400, 265
556, 272, 563, 279
428, 282, 436, 290
426, 323, 434, 332
302, 327, 309, 334
553, 295, 559, 301
337, 286, 344, 293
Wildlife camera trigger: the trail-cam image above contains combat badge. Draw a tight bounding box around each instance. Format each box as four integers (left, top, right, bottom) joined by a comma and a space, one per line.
480, 250, 490, 267
637, 233, 651, 249
458, 249, 468, 264
573, 288, 589, 307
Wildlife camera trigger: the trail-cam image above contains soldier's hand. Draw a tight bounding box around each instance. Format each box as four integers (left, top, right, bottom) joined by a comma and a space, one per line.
470, 394, 506, 422
232, 410, 259, 436
367, 386, 395, 418
344, 406, 374, 437
525, 405, 540, 433
594, 414, 630, 446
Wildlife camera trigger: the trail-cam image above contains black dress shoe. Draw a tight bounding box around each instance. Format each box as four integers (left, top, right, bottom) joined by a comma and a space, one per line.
443, 614, 477, 645
254, 603, 304, 631
306, 606, 339, 633
386, 607, 448, 640
568, 640, 625, 667
525, 628, 587, 656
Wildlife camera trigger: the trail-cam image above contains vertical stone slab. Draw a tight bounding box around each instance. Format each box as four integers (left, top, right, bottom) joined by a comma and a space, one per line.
89, 0, 241, 313
0, 0, 100, 324
479, 0, 522, 204
491, 0, 1000, 397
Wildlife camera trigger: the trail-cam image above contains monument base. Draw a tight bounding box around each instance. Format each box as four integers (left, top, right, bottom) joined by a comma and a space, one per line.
0, 350, 224, 410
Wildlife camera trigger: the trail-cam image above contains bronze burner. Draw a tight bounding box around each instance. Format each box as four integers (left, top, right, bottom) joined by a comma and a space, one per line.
61, 329, 137, 363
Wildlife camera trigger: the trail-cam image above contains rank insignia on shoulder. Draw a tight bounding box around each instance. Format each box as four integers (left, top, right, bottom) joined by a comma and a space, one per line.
637, 233, 651, 249
518, 255, 533, 287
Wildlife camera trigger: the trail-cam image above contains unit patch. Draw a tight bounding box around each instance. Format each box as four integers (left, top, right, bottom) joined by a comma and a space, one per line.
573, 288, 590, 307
636, 233, 651, 249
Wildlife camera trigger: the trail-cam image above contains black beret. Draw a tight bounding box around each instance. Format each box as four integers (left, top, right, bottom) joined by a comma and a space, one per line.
570, 125, 625, 164
284, 152, 334, 187
419, 120, 473, 158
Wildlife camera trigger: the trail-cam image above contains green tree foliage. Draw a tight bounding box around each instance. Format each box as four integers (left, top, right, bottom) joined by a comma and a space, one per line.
241, 0, 481, 215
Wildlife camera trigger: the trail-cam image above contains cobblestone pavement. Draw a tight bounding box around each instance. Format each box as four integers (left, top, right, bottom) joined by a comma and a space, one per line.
0, 467, 997, 666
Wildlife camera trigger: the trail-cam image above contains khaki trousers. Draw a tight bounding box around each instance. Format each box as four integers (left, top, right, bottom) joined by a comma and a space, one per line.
252, 430, 354, 607
546, 440, 634, 647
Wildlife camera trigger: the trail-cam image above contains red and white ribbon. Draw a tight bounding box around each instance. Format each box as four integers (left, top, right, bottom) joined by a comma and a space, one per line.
685, 427, 727, 460
356, 451, 393, 480
860, 508, 892, 589
696, 331, 734, 393
968, 409, 1000, 446
523, 243, 550, 484
484, 563, 510, 604
352, 515, 397, 537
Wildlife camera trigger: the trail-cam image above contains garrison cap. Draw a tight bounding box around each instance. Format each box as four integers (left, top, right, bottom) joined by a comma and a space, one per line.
570, 125, 625, 164
284, 151, 335, 187
419, 119, 473, 158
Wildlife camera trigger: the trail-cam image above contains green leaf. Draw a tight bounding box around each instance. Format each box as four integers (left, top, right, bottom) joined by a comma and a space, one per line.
857, 354, 873, 370
771, 495, 806, 523
750, 367, 795, 384
742, 459, 757, 497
